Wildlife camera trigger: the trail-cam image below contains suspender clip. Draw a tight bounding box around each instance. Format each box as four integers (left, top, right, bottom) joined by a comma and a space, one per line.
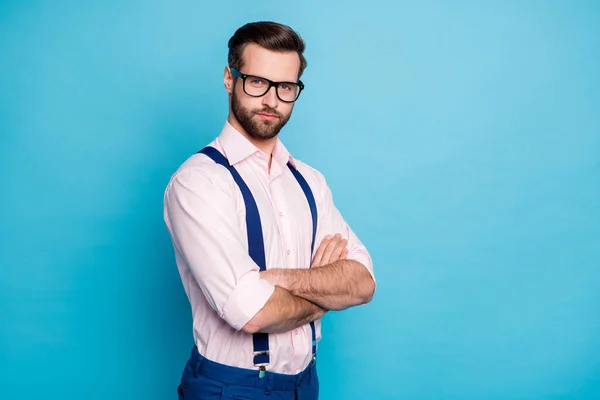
254, 350, 269, 378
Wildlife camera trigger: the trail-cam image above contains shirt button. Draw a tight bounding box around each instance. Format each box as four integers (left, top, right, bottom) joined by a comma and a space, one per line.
294, 330, 299, 335
286, 250, 290, 255
279, 212, 283, 217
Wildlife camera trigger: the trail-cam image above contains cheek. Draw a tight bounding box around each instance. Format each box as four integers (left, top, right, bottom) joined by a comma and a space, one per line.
236, 94, 260, 113
240, 95, 263, 110
281, 104, 294, 116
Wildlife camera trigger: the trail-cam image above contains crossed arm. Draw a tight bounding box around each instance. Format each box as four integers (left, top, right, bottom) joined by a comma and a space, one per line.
261, 261, 375, 312
242, 234, 376, 333
260, 234, 375, 311
240, 286, 327, 334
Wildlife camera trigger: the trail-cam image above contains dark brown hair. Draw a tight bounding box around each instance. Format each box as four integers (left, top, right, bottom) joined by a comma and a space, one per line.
228, 21, 307, 79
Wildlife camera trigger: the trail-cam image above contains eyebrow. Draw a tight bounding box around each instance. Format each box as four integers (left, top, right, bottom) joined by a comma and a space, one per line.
243, 72, 299, 83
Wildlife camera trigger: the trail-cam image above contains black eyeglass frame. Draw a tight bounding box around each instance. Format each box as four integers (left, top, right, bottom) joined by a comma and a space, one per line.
229, 67, 305, 103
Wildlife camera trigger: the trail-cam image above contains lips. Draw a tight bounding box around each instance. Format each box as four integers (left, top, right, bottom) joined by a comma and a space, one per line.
256, 112, 279, 120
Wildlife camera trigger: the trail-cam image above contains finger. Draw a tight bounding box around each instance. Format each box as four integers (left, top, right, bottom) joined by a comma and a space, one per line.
327, 239, 347, 264
311, 235, 331, 267
321, 234, 343, 264
340, 247, 349, 260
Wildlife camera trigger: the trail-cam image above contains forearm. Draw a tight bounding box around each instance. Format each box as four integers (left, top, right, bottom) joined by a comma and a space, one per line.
241, 286, 327, 334
268, 260, 375, 311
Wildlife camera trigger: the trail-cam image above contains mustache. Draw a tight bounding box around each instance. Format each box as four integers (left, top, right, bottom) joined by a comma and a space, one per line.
253, 107, 282, 118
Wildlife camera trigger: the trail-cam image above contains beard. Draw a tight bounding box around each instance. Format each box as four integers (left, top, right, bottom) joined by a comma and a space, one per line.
231, 89, 292, 140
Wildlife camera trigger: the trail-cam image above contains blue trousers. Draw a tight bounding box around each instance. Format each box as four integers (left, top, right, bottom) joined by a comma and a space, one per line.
177, 346, 319, 400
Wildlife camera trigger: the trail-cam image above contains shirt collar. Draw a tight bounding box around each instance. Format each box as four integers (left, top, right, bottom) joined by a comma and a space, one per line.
217, 120, 296, 168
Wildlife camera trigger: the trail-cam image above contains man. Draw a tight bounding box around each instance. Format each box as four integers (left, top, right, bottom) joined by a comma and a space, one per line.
163, 21, 376, 400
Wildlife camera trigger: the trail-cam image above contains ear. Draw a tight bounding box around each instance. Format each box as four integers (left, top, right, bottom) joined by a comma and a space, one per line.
224, 66, 234, 94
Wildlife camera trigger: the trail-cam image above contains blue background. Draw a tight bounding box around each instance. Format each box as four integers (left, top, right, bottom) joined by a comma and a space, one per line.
1, 1, 599, 399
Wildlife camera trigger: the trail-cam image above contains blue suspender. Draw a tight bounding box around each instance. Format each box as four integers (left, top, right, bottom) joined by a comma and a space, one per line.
198, 146, 318, 369
286, 162, 318, 357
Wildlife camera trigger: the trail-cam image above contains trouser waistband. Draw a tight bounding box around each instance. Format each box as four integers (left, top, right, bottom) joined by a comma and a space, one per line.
189, 345, 316, 392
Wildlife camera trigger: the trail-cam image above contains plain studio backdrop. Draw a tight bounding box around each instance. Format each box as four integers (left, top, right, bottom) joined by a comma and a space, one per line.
0, 1, 599, 399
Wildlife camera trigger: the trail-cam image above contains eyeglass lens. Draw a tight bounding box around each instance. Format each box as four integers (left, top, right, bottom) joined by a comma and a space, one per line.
244, 76, 300, 102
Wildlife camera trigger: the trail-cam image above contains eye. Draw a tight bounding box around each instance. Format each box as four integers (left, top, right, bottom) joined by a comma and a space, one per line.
249, 78, 267, 87
279, 83, 294, 92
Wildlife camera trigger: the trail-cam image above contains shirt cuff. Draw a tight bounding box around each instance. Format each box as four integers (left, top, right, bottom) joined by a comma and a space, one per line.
349, 249, 376, 285
221, 270, 275, 331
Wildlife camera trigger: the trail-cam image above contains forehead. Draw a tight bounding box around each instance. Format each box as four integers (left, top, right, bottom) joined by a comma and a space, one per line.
241, 43, 300, 82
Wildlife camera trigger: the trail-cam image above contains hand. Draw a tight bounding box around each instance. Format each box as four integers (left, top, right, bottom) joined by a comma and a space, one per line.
311, 234, 348, 268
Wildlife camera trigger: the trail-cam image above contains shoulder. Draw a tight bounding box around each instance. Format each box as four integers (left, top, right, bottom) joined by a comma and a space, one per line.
290, 157, 331, 195
164, 146, 236, 198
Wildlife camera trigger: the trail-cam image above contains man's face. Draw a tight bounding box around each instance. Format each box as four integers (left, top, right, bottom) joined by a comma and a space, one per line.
227, 43, 300, 140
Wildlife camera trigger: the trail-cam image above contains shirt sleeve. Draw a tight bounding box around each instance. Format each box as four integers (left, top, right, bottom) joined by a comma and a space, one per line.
163, 164, 275, 331
311, 169, 376, 284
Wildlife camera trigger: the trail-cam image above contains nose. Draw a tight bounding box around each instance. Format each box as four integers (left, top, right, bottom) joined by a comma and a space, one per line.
262, 85, 279, 109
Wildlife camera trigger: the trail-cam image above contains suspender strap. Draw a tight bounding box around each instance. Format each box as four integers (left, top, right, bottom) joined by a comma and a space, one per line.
287, 162, 318, 356
198, 146, 318, 365
199, 147, 267, 270
198, 147, 269, 365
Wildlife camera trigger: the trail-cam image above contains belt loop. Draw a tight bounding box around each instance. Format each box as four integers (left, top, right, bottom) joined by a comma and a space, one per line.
264, 372, 273, 395
193, 355, 204, 378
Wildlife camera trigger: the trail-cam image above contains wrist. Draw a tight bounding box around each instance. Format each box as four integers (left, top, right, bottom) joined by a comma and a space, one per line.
260, 269, 293, 290
260, 269, 280, 287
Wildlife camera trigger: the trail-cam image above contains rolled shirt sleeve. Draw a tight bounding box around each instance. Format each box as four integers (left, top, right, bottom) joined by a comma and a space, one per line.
164, 164, 275, 331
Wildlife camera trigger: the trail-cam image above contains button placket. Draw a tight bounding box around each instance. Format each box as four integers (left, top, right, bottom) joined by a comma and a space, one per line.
271, 181, 294, 266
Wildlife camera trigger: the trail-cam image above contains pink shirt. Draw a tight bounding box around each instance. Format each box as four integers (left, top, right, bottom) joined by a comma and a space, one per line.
163, 121, 374, 374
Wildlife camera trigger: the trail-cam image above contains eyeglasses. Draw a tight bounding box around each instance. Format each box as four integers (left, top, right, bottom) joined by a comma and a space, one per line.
230, 67, 304, 103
